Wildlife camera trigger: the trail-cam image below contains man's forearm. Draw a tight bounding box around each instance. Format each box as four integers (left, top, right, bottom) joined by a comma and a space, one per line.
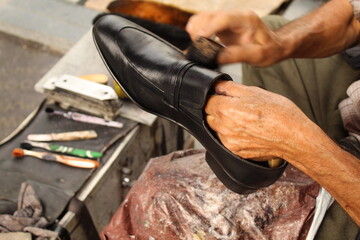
277, 0, 360, 59
288, 127, 360, 226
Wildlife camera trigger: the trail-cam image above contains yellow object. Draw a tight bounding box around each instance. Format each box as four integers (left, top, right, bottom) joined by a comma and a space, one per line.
268, 158, 284, 168
113, 80, 128, 98
193, 230, 207, 240
79, 74, 109, 84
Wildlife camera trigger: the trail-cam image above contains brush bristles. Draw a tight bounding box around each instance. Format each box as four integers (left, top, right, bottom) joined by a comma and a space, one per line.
12, 148, 25, 157
186, 37, 224, 69
20, 142, 33, 150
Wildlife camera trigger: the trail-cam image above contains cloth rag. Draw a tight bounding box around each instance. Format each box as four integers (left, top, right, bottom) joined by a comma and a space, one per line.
0, 182, 57, 239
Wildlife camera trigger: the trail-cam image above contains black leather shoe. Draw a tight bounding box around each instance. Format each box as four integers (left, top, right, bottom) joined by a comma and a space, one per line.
93, 15, 287, 194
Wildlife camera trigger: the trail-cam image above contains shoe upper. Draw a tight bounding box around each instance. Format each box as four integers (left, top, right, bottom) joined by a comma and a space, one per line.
93, 15, 231, 125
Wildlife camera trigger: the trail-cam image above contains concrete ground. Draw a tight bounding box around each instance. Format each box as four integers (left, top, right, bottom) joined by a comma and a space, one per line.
0, 32, 62, 140
0, 0, 99, 141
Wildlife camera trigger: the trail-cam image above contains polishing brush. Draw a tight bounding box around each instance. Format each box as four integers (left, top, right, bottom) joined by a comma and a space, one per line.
186, 36, 225, 69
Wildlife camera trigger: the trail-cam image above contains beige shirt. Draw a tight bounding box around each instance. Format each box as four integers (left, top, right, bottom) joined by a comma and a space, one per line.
350, 0, 360, 21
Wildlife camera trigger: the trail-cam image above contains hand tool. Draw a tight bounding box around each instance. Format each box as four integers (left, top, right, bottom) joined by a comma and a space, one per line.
21, 141, 103, 159
42, 74, 122, 120
186, 36, 225, 69
12, 148, 99, 169
45, 107, 124, 129
27, 130, 98, 142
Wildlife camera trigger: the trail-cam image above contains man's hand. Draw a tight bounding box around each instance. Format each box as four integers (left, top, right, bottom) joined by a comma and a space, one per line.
205, 81, 318, 162
205, 81, 360, 226
186, 11, 286, 67
186, 0, 360, 66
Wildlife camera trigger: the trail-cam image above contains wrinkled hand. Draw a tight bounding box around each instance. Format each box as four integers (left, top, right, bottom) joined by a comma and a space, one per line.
205, 81, 319, 162
186, 11, 286, 67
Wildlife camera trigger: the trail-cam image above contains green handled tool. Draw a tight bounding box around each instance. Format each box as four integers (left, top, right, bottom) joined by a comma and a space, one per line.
21, 141, 103, 159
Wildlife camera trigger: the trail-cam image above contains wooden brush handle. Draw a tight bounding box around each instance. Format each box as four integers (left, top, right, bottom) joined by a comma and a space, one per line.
51, 130, 98, 141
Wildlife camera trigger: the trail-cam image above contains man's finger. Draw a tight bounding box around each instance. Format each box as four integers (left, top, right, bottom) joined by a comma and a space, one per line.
210, 81, 249, 99
205, 95, 225, 115
206, 116, 231, 146
186, 13, 215, 40
186, 12, 235, 41
206, 114, 216, 128
217, 45, 267, 65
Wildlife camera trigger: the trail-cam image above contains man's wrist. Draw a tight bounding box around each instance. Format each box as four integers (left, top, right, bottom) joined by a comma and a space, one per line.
284, 123, 336, 171
274, 32, 296, 61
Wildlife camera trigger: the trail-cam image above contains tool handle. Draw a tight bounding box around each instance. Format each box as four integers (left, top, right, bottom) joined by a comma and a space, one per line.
71, 112, 124, 128
49, 145, 103, 158
56, 155, 100, 168
51, 130, 98, 141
